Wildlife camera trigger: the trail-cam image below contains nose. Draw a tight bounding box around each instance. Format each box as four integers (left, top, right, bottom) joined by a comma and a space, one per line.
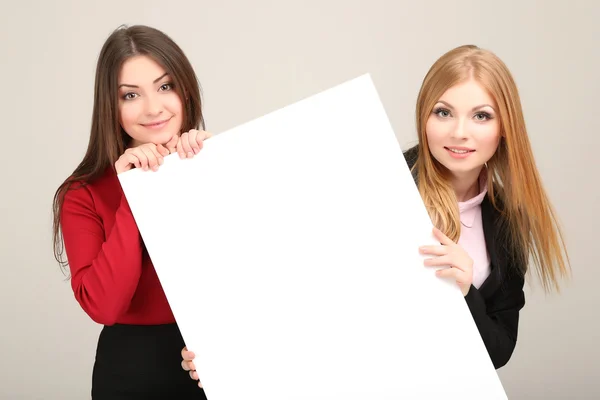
144, 93, 163, 116
451, 117, 468, 139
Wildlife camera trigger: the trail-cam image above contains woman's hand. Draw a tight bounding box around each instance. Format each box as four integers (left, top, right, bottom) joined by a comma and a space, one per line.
181, 346, 202, 388
177, 129, 213, 159
114, 135, 178, 174
420, 227, 474, 296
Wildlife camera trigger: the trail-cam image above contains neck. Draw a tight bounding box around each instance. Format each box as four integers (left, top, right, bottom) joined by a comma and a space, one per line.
450, 169, 482, 202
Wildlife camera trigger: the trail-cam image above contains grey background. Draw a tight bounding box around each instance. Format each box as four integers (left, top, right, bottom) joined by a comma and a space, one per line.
1, 0, 598, 399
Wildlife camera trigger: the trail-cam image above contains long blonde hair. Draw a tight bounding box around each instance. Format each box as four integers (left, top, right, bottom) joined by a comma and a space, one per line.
414, 45, 570, 292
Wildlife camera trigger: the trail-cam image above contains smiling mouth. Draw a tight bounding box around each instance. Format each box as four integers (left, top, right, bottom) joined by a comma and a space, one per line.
141, 117, 172, 127
445, 147, 475, 154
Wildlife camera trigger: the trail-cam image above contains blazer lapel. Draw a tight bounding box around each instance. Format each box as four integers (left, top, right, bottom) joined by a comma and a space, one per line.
477, 195, 503, 298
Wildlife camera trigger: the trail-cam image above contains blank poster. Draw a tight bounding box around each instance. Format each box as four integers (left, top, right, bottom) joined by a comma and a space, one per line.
118, 74, 507, 400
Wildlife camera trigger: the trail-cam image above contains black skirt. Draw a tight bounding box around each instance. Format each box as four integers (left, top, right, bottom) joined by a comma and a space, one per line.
91, 323, 207, 399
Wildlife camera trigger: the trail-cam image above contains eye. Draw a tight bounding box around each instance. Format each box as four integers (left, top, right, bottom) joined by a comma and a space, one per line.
159, 83, 174, 91
122, 92, 138, 100
474, 112, 492, 121
433, 108, 451, 118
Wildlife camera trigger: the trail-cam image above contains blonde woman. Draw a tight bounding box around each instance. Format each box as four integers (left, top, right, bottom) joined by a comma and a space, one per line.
404, 44, 570, 369
181, 45, 570, 384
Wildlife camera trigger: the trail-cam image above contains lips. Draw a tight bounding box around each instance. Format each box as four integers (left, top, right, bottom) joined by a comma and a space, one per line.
141, 117, 171, 128
444, 146, 474, 154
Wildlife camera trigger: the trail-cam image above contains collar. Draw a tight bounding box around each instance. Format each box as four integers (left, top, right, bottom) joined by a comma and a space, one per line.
458, 170, 488, 228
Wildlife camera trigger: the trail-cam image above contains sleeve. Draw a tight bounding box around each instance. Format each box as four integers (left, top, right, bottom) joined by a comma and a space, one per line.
464, 270, 525, 369
60, 186, 144, 325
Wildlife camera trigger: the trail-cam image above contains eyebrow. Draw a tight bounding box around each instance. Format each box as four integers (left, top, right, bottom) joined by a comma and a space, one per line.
436, 100, 495, 112
118, 72, 170, 89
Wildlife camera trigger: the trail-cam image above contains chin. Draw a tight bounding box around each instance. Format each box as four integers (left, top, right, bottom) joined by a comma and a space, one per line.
149, 132, 176, 145
446, 162, 485, 176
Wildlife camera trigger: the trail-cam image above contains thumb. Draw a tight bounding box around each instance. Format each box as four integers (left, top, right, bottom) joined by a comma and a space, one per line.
433, 226, 454, 246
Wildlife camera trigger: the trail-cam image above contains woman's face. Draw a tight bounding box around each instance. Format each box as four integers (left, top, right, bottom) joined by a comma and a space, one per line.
117, 55, 183, 147
425, 79, 500, 181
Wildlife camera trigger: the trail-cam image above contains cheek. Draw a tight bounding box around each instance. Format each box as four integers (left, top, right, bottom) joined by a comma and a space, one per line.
425, 117, 446, 146
165, 94, 184, 133
118, 103, 140, 131
166, 93, 184, 116
474, 123, 501, 155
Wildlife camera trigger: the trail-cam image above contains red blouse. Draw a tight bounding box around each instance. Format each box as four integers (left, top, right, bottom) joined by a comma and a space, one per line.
60, 167, 175, 326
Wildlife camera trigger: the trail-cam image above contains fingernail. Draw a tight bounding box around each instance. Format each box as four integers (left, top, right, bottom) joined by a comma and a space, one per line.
187, 151, 193, 158
159, 158, 164, 165
193, 148, 199, 154
152, 165, 159, 171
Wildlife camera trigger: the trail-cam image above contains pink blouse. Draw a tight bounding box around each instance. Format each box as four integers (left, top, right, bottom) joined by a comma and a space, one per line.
457, 172, 491, 289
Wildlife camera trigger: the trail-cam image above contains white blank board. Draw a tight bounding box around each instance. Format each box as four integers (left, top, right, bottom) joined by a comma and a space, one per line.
118, 74, 507, 399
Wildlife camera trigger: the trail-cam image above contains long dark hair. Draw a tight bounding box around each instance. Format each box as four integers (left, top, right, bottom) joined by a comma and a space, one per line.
52, 25, 205, 272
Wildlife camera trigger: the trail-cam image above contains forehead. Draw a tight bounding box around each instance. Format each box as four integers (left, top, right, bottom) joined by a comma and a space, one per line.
438, 79, 496, 108
118, 55, 167, 84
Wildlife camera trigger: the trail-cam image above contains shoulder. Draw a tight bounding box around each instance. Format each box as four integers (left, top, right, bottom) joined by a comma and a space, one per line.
402, 143, 419, 168
402, 143, 419, 184
61, 167, 120, 212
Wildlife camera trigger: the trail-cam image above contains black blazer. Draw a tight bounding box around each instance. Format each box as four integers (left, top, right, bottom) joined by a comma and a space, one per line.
403, 145, 526, 369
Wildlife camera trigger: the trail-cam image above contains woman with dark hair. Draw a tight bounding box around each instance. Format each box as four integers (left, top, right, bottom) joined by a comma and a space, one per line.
52, 25, 209, 399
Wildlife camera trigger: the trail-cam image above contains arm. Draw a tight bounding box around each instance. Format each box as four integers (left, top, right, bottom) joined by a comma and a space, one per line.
60, 186, 143, 325
464, 271, 525, 369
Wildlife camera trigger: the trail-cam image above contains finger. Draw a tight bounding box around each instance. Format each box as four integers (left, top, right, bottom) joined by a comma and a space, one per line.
182, 349, 195, 361
121, 153, 142, 170
132, 149, 149, 170
156, 144, 170, 157
423, 255, 451, 267
128, 154, 142, 169
149, 145, 165, 166
123, 149, 142, 169
425, 254, 472, 273
419, 245, 448, 256
188, 129, 202, 155
198, 130, 212, 142
177, 136, 186, 159
115, 154, 139, 173
165, 134, 179, 154
195, 130, 212, 151
436, 267, 470, 285
181, 358, 195, 370
180, 132, 194, 158
433, 227, 454, 246
435, 267, 457, 279
140, 146, 160, 171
